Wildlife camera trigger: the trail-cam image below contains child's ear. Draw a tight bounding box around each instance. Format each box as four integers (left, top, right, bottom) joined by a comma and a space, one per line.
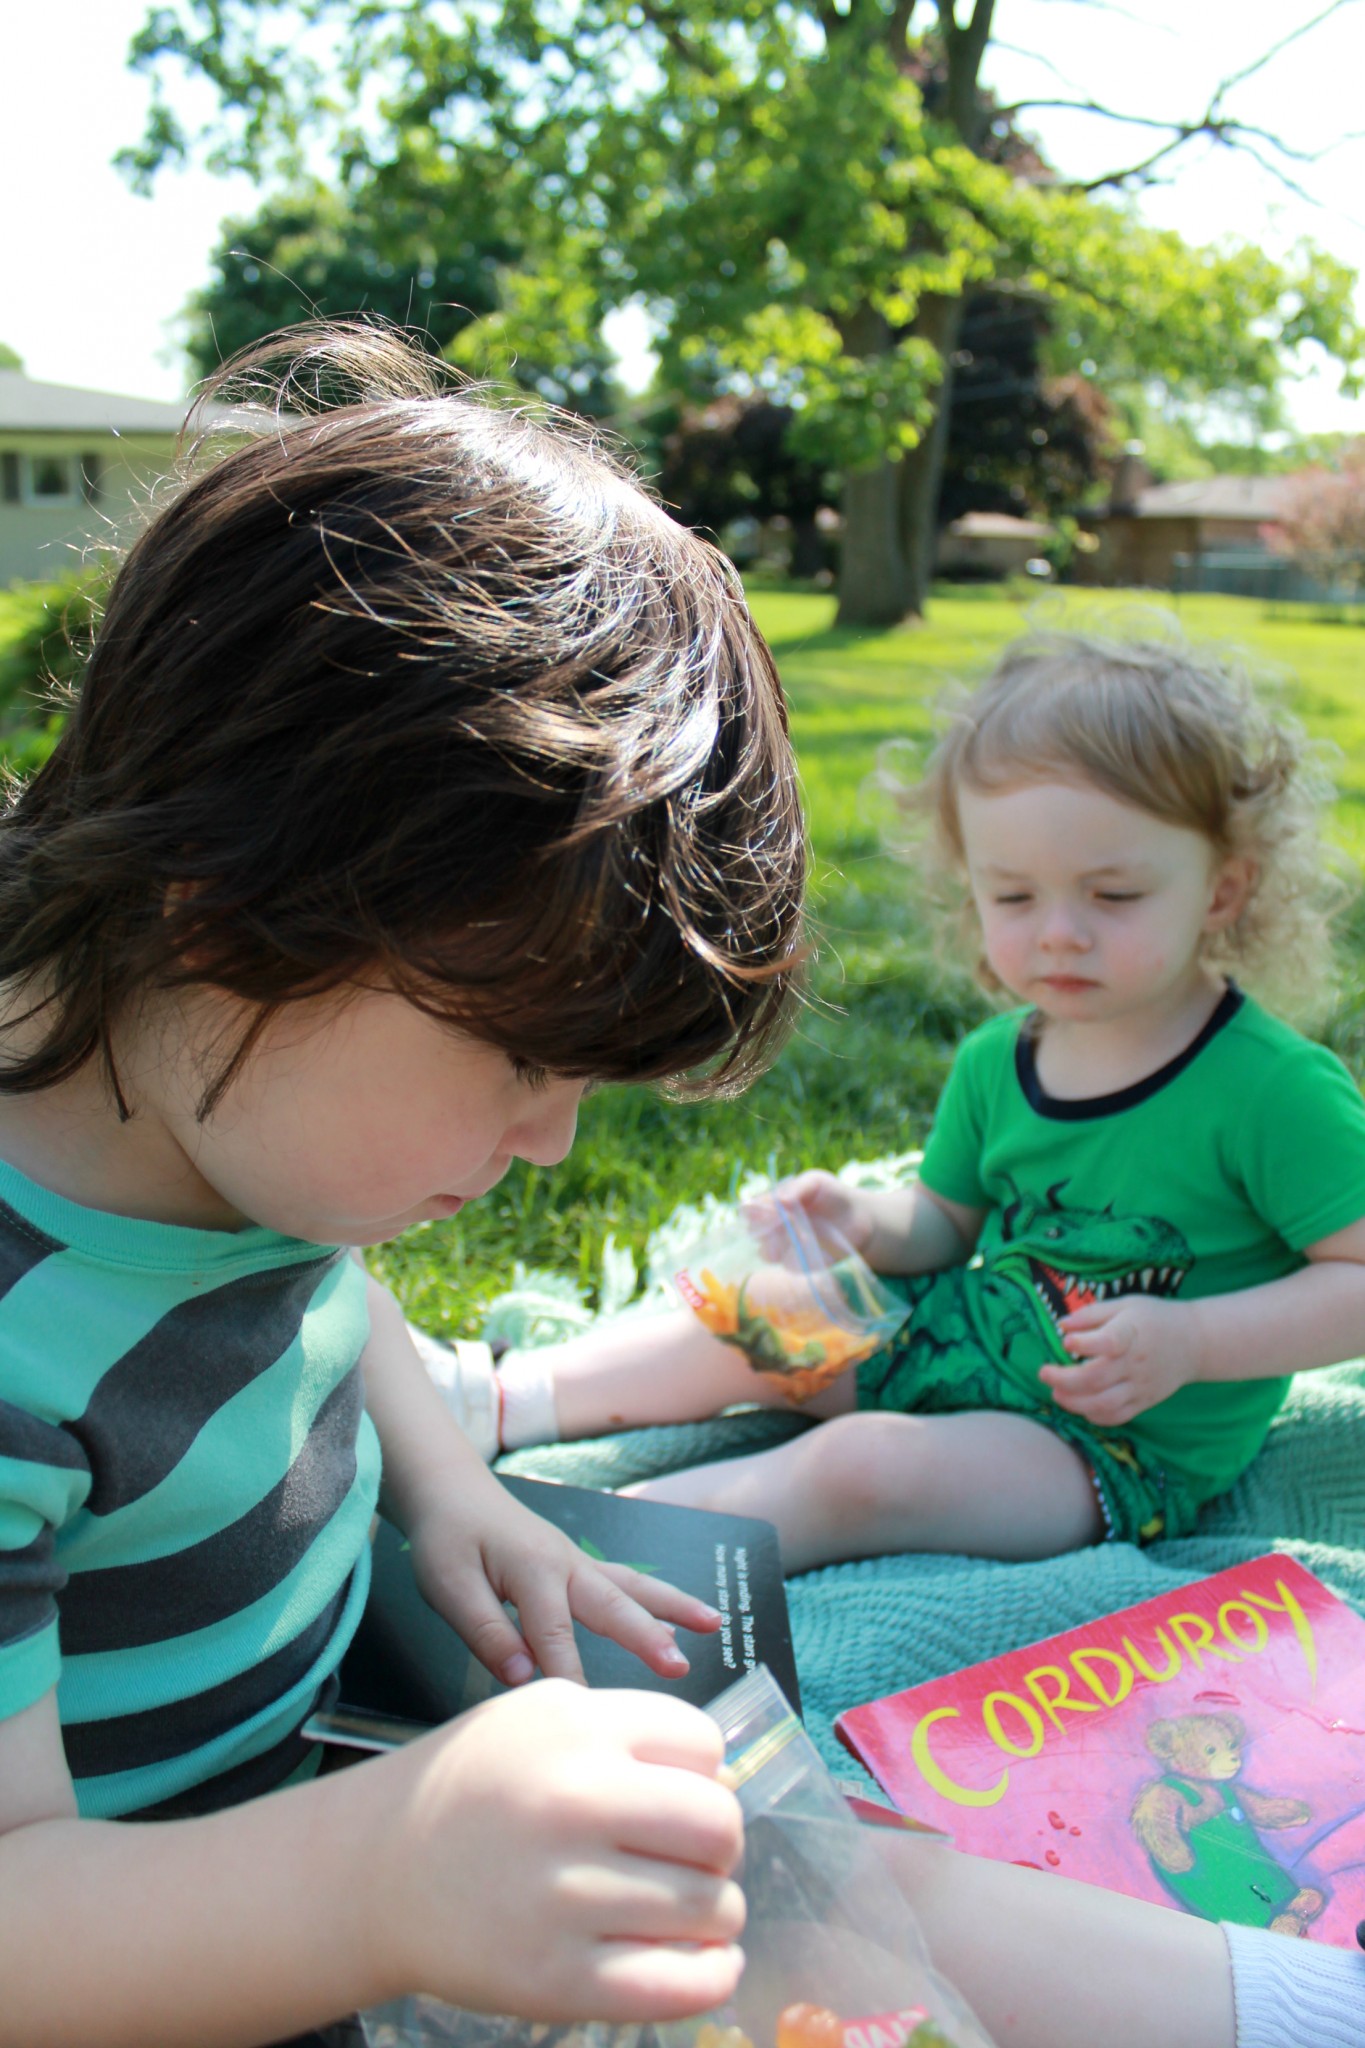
1205, 853, 1257, 932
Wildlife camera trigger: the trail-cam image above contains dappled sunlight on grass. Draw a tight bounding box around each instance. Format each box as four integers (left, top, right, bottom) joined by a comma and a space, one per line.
374, 584, 1365, 1334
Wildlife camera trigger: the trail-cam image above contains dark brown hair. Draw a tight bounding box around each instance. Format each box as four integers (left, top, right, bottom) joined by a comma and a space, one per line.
0, 325, 805, 1113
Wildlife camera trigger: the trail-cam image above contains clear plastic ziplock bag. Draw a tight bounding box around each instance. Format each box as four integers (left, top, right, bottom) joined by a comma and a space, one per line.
671, 1194, 909, 1403
359, 1668, 995, 2048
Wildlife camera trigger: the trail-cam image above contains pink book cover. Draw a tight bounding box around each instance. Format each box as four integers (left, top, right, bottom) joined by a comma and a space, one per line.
836, 1555, 1365, 1947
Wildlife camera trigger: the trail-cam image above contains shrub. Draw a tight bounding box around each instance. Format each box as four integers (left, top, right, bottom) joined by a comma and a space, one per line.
0, 569, 107, 774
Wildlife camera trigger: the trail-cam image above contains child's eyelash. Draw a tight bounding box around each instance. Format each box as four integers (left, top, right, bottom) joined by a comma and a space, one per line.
512, 1058, 551, 1091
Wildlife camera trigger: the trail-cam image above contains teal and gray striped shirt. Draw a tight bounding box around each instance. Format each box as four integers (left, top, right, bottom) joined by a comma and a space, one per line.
0, 1160, 380, 1818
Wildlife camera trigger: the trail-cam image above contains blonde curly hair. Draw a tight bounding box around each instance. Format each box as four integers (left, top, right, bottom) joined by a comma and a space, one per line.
887, 623, 1350, 1020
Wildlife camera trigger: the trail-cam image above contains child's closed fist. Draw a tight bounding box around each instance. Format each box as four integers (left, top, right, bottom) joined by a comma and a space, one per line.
1041, 1294, 1206, 1426
370, 1683, 745, 2022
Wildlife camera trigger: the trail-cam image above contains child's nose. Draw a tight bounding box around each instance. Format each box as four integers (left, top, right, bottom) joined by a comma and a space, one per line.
1037, 902, 1090, 950
511, 1080, 584, 1167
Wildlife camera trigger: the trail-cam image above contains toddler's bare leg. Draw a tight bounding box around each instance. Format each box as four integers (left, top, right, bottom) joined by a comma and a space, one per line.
535, 1310, 856, 1440
627, 1410, 1103, 1570
881, 1833, 1234, 2048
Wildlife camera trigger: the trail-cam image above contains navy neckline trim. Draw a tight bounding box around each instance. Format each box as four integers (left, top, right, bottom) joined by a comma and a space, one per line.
1015, 983, 1244, 1122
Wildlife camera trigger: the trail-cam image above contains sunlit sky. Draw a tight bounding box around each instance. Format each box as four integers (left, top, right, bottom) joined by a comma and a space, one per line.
1, 0, 1362, 433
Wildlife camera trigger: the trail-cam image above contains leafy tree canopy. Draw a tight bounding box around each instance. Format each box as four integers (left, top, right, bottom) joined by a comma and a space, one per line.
125, 1, 1364, 619
0, 343, 23, 371
185, 180, 620, 409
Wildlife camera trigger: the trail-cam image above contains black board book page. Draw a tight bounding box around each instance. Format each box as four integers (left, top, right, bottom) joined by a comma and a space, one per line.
321, 1474, 799, 1746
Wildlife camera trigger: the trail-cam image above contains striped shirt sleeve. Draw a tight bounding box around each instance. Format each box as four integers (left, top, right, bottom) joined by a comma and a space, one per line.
0, 1398, 91, 1717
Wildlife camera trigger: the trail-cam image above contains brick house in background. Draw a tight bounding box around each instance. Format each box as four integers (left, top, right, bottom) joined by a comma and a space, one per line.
1076, 452, 1291, 592
0, 372, 185, 586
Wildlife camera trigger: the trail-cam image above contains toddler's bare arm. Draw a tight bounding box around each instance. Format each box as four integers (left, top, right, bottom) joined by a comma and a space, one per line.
1049, 1214, 1365, 1427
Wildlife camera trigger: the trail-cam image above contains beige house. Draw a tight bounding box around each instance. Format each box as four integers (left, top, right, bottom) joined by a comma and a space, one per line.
1077, 460, 1290, 590
0, 372, 186, 586
936, 510, 1056, 579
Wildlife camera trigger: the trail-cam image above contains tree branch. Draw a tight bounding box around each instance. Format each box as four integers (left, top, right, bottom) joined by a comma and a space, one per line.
887, 0, 917, 60
992, 96, 1187, 132
994, 96, 1347, 172
938, 0, 997, 142
983, 0, 1362, 203
1212, 0, 1356, 104
1067, 131, 1197, 192
633, 0, 721, 78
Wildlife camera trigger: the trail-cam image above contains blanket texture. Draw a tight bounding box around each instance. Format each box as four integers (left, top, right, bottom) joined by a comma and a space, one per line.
485, 1160, 1365, 1785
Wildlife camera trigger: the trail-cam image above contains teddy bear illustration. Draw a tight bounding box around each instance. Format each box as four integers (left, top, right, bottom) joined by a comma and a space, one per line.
1131, 1712, 1326, 1935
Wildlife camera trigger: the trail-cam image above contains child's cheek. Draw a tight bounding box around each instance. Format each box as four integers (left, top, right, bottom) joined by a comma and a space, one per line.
980, 918, 1028, 991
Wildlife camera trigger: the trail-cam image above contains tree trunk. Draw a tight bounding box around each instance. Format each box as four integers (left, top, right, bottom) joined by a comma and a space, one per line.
789, 515, 827, 581
899, 291, 966, 616
835, 302, 913, 627
832, 0, 995, 627
836, 460, 914, 625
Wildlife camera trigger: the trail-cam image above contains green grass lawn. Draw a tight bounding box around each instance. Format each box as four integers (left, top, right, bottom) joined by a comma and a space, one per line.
2, 575, 1362, 1329
371, 584, 1365, 1337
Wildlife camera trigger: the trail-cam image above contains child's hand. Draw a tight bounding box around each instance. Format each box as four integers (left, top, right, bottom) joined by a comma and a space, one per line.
407, 1477, 721, 1689
371, 1681, 745, 2021
1041, 1296, 1205, 1425
748, 1169, 876, 1257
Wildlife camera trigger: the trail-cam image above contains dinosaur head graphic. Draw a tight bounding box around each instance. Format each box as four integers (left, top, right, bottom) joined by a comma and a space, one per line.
987, 1181, 1194, 1355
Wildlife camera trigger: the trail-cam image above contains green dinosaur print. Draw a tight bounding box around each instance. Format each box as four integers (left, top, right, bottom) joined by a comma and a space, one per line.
986, 1183, 1194, 1367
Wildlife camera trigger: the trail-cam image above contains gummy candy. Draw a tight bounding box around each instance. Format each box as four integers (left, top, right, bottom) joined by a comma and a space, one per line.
695, 2026, 752, 2048
775, 2004, 846, 2048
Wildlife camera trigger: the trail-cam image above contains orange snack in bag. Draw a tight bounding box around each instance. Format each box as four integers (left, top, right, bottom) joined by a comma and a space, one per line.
677, 1265, 878, 1402
776, 2005, 846, 2048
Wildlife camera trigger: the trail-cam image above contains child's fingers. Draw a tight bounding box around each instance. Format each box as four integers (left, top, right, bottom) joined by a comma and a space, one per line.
588, 1687, 729, 1777
567, 1857, 746, 1943
1060, 1332, 1120, 1363
592, 1560, 722, 1636
610, 1760, 743, 1869
584, 1939, 746, 2026
1040, 1356, 1116, 1400
447, 1572, 543, 1686
500, 1573, 594, 1684
561, 1566, 693, 1680
771, 1169, 831, 1206
1058, 1301, 1119, 1331
1071, 1386, 1140, 1425
1047, 1367, 1141, 1424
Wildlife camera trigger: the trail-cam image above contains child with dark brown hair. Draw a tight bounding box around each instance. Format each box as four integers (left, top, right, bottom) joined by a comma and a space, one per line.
0, 326, 804, 2047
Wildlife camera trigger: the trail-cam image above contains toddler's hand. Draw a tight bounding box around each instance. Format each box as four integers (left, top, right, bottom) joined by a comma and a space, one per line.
1041, 1295, 1205, 1426
372, 1682, 745, 2021
746, 1170, 875, 1259
408, 1478, 721, 1690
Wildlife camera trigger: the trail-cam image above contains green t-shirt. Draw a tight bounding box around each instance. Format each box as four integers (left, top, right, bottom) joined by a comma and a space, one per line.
918, 988, 1365, 1501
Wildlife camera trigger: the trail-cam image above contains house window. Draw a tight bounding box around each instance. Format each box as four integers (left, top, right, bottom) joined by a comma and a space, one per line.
25, 454, 80, 506
0, 451, 100, 508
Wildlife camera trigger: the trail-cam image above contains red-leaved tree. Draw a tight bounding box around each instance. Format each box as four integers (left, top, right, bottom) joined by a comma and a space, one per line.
1268, 444, 1365, 601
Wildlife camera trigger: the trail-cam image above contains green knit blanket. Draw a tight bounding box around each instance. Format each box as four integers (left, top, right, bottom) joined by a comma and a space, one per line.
485, 1159, 1365, 1785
